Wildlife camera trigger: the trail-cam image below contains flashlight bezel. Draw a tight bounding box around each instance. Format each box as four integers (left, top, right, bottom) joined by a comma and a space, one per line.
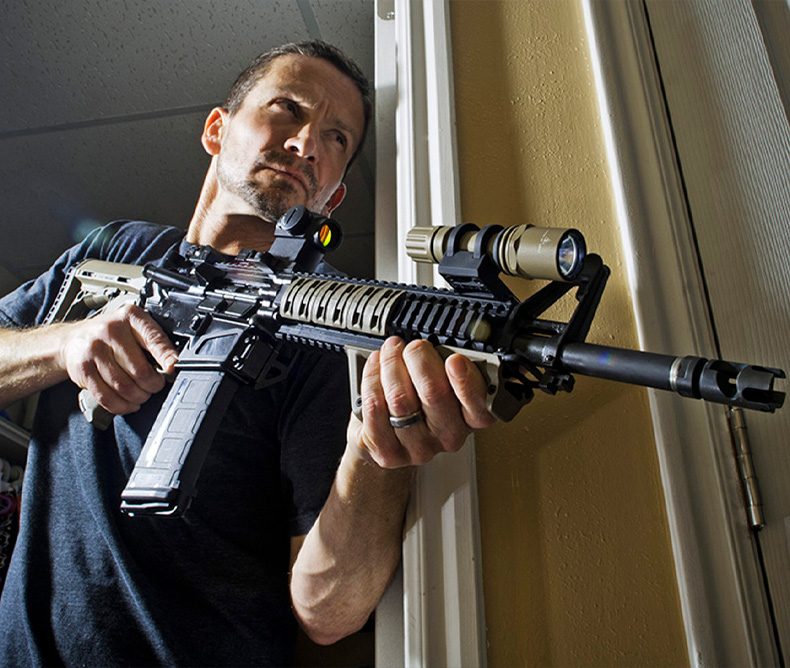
555, 230, 586, 281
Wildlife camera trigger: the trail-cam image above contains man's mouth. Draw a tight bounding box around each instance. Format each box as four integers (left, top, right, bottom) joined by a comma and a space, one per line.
265, 165, 309, 194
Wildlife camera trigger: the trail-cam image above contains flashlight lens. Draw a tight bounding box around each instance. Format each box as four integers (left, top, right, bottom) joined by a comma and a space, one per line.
557, 233, 585, 280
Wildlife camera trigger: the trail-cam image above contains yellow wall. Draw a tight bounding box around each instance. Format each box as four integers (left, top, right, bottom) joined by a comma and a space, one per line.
449, 1, 688, 665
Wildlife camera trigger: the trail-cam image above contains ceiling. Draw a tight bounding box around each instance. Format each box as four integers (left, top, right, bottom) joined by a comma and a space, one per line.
0, 0, 376, 297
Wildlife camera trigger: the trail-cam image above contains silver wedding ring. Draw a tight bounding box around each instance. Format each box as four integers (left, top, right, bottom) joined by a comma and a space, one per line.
389, 409, 424, 429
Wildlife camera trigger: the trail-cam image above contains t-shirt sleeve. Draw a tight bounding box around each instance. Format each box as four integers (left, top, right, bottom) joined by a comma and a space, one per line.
278, 349, 351, 537
0, 225, 114, 328
0, 221, 183, 329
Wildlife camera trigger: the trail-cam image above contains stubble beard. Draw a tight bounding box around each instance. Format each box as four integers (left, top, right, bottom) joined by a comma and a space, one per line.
217, 150, 319, 223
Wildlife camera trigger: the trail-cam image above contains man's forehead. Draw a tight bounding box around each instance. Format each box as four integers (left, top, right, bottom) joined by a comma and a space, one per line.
248, 54, 365, 136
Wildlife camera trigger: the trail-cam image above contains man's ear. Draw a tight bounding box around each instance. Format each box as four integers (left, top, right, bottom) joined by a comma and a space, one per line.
201, 107, 227, 156
321, 184, 347, 217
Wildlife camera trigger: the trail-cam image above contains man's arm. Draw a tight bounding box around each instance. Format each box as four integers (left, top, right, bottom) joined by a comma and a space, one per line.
0, 304, 178, 413
0, 323, 70, 409
290, 337, 495, 645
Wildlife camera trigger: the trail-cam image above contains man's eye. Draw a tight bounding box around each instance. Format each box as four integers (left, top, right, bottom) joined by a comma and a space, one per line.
276, 99, 298, 115
333, 132, 348, 148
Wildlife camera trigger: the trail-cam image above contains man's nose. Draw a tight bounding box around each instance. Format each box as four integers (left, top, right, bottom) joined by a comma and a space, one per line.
284, 124, 319, 162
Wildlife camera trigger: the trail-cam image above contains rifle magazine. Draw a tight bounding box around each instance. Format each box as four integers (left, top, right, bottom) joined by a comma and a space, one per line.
120, 370, 239, 517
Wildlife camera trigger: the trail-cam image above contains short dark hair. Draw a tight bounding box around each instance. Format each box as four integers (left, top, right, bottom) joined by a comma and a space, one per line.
224, 40, 372, 169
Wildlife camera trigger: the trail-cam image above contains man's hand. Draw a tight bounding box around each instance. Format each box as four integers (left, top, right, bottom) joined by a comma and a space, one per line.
57, 304, 178, 415
347, 336, 497, 468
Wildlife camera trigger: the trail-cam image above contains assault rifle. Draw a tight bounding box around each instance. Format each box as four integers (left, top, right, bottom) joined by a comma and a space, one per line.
48, 207, 785, 517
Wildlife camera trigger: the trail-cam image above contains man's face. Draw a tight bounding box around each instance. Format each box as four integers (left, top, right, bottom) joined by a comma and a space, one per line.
212, 54, 365, 222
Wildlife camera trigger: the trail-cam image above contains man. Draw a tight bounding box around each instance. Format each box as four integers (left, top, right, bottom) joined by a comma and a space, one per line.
0, 41, 494, 665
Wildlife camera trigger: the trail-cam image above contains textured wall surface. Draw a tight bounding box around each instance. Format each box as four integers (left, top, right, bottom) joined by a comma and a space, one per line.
449, 1, 688, 665
0, 0, 375, 294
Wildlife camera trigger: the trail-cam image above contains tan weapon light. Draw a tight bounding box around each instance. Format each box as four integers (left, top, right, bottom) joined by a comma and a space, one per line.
405, 224, 586, 282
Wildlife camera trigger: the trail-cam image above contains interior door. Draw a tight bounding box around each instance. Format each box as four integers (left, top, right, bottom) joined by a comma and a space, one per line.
644, 0, 790, 658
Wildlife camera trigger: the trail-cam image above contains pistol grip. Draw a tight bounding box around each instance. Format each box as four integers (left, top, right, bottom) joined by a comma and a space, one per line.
78, 390, 114, 430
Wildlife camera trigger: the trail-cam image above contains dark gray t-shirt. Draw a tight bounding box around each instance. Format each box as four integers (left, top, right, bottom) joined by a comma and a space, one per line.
0, 221, 350, 666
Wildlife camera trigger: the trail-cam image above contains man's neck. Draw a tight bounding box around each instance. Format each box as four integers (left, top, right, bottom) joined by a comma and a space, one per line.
186, 175, 277, 255
186, 212, 276, 255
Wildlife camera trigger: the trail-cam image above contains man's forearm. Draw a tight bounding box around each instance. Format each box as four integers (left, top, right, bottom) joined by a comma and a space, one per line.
0, 325, 69, 409
1, 304, 177, 416
289, 340, 494, 646
290, 446, 414, 646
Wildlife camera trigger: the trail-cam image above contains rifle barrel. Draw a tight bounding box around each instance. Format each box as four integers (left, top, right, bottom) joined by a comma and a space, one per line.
518, 338, 785, 412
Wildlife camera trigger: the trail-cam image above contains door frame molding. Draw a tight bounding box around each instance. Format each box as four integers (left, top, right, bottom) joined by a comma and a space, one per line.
374, 1, 487, 666
581, 1, 777, 665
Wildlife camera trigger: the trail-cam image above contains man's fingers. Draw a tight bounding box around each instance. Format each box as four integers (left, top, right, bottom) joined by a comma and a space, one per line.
401, 340, 468, 452
379, 338, 421, 419
356, 350, 412, 468
92, 347, 154, 407
445, 354, 497, 430
381, 338, 453, 463
80, 360, 141, 415
362, 338, 459, 465
350, 339, 497, 469
127, 305, 179, 374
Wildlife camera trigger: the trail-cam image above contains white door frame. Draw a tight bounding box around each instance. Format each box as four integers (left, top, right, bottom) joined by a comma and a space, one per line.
374, 1, 487, 666
581, 1, 778, 665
